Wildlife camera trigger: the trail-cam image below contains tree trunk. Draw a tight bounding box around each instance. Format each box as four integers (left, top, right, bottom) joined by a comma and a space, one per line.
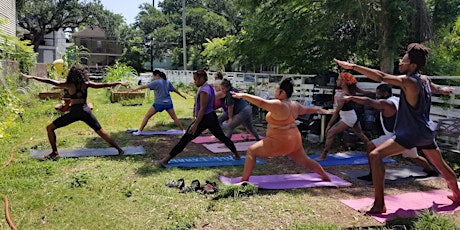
378, 0, 395, 73
31, 31, 45, 53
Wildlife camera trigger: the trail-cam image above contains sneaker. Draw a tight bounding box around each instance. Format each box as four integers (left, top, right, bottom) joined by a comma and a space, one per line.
132, 131, 141, 136
165, 178, 185, 189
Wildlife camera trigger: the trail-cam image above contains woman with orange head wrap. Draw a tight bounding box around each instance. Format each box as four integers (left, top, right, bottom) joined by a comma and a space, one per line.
314, 72, 371, 161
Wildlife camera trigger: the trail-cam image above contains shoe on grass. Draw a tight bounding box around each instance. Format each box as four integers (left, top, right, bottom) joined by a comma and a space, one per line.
132, 131, 141, 136
165, 178, 185, 189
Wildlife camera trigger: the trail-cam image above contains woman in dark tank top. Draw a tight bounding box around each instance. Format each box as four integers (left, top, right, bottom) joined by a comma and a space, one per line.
315, 72, 371, 161
22, 66, 128, 159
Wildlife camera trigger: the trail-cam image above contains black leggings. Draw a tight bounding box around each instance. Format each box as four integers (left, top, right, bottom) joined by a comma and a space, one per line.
53, 104, 102, 131
169, 112, 237, 158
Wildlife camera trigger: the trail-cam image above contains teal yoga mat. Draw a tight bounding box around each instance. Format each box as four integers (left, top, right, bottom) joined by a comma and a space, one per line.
162, 154, 265, 168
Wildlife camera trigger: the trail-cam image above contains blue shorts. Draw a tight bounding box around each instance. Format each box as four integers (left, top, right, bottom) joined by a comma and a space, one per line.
153, 103, 173, 112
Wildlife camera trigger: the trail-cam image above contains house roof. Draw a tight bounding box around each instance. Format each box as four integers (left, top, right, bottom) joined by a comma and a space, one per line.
72, 27, 106, 38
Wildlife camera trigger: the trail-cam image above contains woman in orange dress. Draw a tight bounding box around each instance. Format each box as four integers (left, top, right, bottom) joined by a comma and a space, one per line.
231, 77, 331, 182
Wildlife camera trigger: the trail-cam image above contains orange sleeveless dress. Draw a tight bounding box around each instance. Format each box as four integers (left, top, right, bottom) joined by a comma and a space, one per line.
261, 101, 302, 155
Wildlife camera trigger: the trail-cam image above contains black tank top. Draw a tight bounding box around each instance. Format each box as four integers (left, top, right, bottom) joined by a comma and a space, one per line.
69, 82, 87, 100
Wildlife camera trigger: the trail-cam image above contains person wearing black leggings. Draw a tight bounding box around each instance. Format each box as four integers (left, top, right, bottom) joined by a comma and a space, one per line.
156, 69, 240, 164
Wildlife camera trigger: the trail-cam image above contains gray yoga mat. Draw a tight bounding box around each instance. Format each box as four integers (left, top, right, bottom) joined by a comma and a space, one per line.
31, 146, 145, 159
341, 165, 439, 185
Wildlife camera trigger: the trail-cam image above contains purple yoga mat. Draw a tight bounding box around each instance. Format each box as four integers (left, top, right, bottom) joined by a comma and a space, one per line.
219, 173, 352, 189
203, 141, 257, 153
341, 189, 460, 222
192, 134, 264, 144
134, 129, 184, 136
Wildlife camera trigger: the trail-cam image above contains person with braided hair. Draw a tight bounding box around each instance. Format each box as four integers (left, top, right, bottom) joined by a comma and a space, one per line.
22, 66, 128, 158
334, 43, 460, 213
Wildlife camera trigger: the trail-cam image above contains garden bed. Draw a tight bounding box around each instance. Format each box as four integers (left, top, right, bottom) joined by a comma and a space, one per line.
38, 90, 64, 100
110, 89, 145, 103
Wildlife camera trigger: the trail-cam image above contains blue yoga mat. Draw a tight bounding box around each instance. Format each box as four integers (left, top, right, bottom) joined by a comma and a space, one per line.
308, 152, 395, 167
162, 155, 265, 168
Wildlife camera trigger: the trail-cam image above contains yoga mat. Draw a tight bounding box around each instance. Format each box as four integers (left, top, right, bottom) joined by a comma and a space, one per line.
219, 172, 352, 189
308, 152, 395, 166
31, 146, 145, 159
341, 165, 439, 184
203, 141, 257, 153
192, 134, 264, 144
162, 155, 265, 168
341, 190, 460, 223
133, 129, 184, 136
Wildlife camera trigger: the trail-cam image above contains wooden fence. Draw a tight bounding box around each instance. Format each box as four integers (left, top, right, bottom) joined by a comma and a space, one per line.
163, 70, 460, 124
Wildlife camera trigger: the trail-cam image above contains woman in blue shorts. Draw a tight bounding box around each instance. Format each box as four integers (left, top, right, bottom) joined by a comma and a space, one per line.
130, 70, 187, 135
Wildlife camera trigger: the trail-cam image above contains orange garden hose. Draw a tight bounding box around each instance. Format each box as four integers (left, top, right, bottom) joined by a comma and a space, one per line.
1, 140, 30, 230
3, 196, 17, 230
1, 133, 75, 229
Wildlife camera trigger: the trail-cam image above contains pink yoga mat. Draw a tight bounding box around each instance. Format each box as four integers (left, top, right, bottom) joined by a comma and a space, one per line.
203, 141, 257, 153
192, 134, 264, 144
341, 189, 460, 223
219, 173, 352, 189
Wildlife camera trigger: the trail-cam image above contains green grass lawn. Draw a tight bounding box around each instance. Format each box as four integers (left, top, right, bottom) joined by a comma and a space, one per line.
1, 87, 459, 230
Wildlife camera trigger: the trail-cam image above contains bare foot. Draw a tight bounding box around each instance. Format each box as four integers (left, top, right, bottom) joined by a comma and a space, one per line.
314, 155, 327, 161
447, 194, 460, 204
233, 152, 241, 160
358, 204, 387, 214
321, 175, 331, 182
44, 152, 59, 160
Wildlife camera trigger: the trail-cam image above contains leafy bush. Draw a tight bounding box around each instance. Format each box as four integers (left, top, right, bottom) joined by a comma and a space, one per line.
103, 62, 138, 83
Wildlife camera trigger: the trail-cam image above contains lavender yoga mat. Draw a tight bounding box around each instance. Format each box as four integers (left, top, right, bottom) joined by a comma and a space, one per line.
192, 134, 264, 144
203, 141, 257, 153
219, 173, 352, 189
133, 129, 184, 136
341, 190, 460, 223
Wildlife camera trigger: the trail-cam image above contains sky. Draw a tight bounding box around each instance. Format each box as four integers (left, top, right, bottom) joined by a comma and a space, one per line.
99, 0, 162, 25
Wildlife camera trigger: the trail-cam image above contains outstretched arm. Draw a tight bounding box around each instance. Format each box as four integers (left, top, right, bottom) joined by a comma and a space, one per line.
297, 103, 329, 115
87, 81, 129, 89
333, 58, 405, 87
128, 85, 149, 92
230, 91, 284, 112
334, 58, 421, 107
21, 74, 66, 88
343, 95, 396, 117
427, 77, 455, 95
356, 87, 375, 96
173, 89, 187, 99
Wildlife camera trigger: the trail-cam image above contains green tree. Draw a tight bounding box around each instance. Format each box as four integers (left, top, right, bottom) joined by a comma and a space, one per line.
159, 0, 203, 15
17, 0, 122, 52
425, 16, 460, 76
202, 35, 237, 71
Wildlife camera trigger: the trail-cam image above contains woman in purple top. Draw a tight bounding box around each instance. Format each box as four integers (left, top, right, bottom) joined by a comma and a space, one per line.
129, 70, 186, 135
156, 70, 240, 164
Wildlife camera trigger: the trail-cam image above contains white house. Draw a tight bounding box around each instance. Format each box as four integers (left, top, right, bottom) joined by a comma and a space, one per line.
0, 0, 16, 37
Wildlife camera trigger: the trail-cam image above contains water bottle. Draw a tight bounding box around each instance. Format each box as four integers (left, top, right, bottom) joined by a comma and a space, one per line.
333, 89, 343, 109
